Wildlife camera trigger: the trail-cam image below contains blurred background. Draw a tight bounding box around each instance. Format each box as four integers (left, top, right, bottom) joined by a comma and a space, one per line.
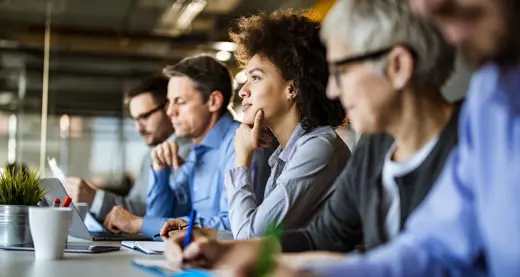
0, 0, 470, 192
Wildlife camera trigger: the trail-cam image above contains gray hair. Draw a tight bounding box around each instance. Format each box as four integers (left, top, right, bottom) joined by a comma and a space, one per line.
321, 0, 456, 89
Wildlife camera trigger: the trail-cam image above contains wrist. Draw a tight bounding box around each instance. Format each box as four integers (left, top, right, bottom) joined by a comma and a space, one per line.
132, 217, 144, 233
234, 151, 254, 168
152, 163, 166, 171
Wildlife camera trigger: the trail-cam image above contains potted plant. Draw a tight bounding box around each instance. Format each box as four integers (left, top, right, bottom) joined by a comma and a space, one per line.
0, 165, 47, 246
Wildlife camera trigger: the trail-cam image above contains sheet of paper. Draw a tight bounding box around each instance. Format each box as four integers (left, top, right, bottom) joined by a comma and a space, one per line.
47, 157, 105, 232
47, 157, 66, 181
123, 241, 165, 254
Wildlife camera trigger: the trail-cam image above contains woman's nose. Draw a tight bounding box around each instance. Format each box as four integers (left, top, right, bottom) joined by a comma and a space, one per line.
238, 85, 251, 99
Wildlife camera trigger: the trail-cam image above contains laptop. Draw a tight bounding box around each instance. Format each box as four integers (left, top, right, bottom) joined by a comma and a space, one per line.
40, 178, 152, 241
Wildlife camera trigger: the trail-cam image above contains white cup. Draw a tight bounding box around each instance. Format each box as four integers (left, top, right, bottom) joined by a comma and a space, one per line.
29, 207, 72, 260
75, 203, 89, 220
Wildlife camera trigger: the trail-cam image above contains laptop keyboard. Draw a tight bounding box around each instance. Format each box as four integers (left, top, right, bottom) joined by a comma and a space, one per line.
90, 231, 153, 241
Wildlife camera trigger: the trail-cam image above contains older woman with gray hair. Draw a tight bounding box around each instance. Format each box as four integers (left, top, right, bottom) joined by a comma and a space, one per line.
161, 0, 463, 274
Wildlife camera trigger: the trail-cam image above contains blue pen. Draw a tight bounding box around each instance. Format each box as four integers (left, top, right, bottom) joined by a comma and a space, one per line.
183, 210, 197, 248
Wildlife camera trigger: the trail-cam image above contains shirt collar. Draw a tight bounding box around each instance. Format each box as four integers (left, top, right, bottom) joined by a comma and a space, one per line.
199, 113, 235, 149
166, 132, 177, 142
267, 123, 306, 167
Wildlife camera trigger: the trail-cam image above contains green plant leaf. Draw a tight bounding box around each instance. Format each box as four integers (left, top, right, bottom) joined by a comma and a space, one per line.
253, 222, 283, 277
0, 166, 47, 206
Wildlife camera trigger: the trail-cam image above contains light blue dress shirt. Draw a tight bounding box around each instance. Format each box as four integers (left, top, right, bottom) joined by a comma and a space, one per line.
142, 114, 239, 237
305, 63, 520, 277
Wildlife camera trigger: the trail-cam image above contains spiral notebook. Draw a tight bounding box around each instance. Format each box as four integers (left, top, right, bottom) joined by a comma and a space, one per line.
122, 241, 165, 255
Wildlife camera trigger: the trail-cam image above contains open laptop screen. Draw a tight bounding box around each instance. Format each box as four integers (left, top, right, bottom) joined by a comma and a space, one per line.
39, 178, 106, 239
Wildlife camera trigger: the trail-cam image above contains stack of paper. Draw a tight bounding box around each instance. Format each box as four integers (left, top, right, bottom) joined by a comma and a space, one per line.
123, 241, 166, 255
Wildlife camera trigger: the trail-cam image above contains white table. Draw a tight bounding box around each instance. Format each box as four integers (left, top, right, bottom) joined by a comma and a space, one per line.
0, 237, 166, 277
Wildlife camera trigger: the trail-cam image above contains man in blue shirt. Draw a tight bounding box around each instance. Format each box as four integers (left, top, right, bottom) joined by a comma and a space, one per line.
290, 0, 520, 276
103, 55, 240, 237
162, 0, 520, 276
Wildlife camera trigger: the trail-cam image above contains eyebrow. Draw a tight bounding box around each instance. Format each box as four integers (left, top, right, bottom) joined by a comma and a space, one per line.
247, 68, 265, 75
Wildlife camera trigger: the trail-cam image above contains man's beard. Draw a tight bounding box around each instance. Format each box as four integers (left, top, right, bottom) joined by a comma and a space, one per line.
140, 132, 159, 147
148, 137, 162, 147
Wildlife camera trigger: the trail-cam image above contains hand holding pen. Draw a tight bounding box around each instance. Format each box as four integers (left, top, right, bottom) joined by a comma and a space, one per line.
163, 223, 284, 276
156, 218, 199, 238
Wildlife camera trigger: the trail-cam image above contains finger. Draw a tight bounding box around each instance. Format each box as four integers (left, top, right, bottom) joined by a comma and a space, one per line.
169, 229, 189, 247
165, 239, 184, 268
183, 237, 212, 260
105, 216, 121, 233
251, 110, 264, 147
109, 224, 121, 233
253, 109, 263, 129
160, 221, 174, 237
103, 216, 113, 231
152, 147, 162, 165
170, 143, 180, 170
156, 146, 167, 165
162, 143, 172, 167
165, 249, 183, 269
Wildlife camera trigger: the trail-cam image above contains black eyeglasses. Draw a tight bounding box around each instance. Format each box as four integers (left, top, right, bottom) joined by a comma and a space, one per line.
330, 46, 395, 89
131, 101, 168, 125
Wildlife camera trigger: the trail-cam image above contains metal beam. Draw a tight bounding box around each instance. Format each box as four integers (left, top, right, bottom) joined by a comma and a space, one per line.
0, 19, 216, 45
0, 44, 183, 63
1, 65, 162, 79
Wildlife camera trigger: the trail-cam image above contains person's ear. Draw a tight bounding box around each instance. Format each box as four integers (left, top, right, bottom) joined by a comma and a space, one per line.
207, 91, 224, 113
285, 81, 297, 101
385, 46, 414, 91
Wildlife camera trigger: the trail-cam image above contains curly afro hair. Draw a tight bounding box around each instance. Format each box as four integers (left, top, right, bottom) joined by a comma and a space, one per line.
229, 9, 346, 132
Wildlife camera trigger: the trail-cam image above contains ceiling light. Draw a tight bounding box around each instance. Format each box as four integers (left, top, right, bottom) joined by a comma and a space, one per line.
176, 0, 206, 32
154, 0, 206, 36
216, 51, 231, 62
0, 92, 13, 105
213, 41, 237, 52
235, 70, 247, 84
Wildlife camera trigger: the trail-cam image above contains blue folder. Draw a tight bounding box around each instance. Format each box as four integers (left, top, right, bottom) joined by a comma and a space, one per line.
131, 260, 215, 277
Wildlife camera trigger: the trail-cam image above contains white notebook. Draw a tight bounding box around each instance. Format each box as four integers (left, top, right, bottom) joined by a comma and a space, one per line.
122, 241, 165, 255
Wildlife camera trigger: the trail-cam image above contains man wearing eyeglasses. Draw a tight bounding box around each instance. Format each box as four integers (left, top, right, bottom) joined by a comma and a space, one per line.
101, 55, 271, 238
159, 0, 465, 272
193, 0, 520, 276
63, 76, 191, 219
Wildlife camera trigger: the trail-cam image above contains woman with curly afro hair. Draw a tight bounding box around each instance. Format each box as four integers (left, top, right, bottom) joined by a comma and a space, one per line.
224, 9, 351, 240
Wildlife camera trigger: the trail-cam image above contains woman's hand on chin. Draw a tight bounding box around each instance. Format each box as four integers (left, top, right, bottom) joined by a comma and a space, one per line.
234, 109, 264, 168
